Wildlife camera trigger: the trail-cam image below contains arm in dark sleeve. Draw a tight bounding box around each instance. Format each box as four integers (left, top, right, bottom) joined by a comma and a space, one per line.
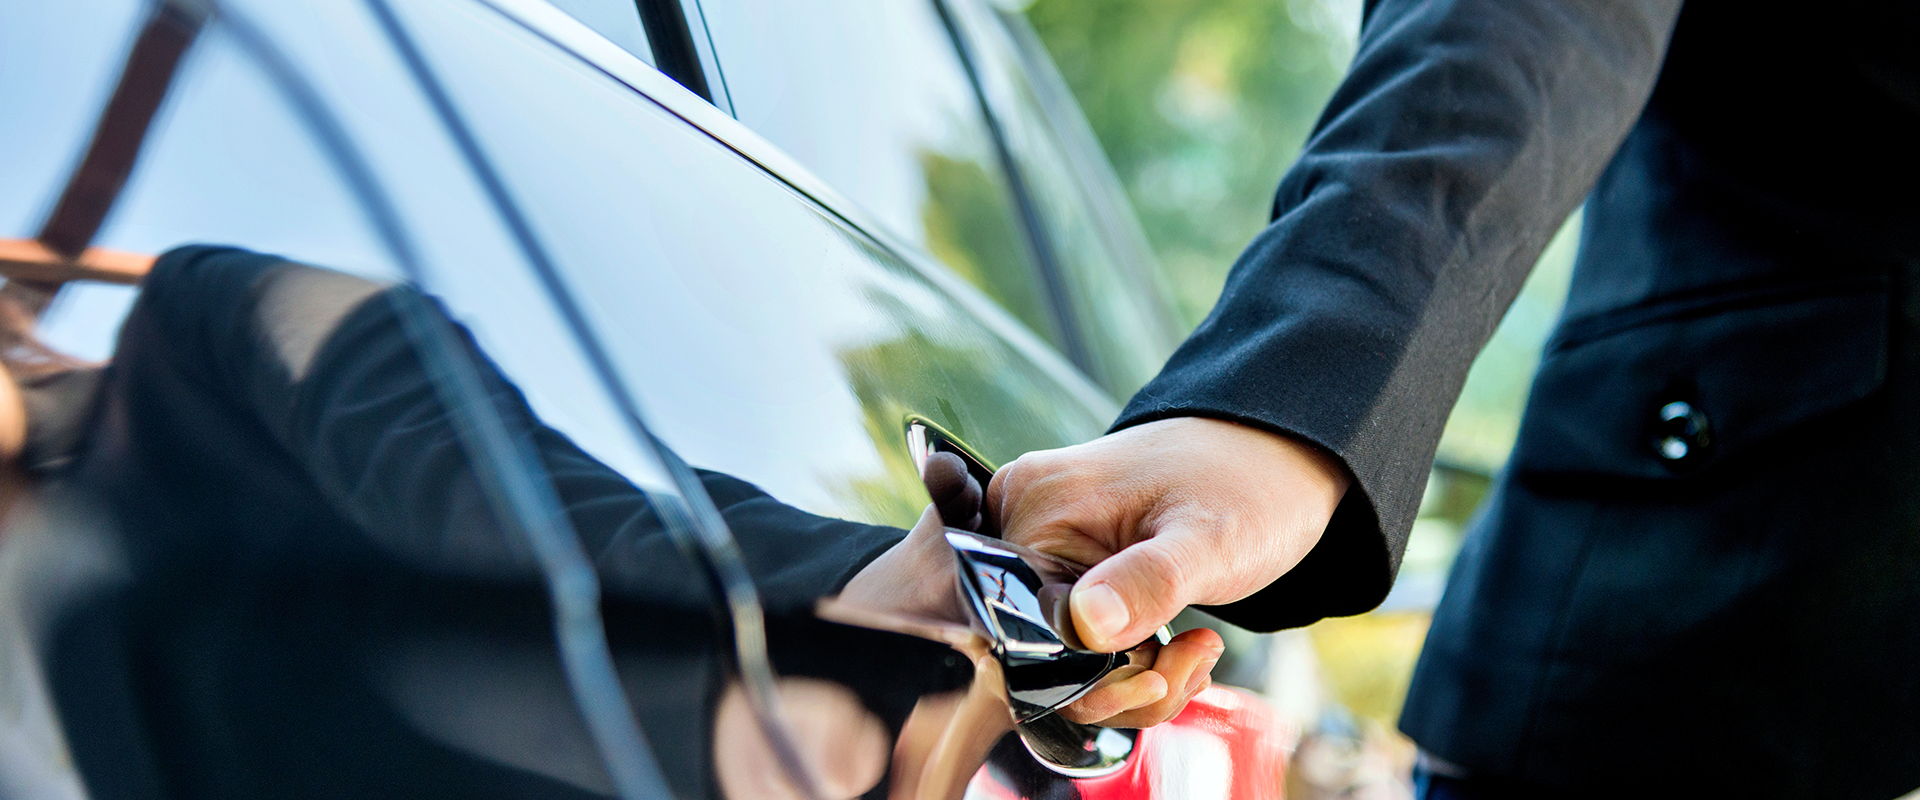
1116, 0, 1682, 629
130, 244, 903, 610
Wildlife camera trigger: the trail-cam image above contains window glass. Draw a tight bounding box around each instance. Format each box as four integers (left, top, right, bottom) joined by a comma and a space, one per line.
0, 3, 1154, 795
944, 0, 1182, 398
694, 0, 1066, 351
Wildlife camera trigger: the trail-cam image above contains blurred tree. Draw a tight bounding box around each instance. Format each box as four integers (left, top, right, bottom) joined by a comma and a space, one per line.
1024, 0, 1360, 324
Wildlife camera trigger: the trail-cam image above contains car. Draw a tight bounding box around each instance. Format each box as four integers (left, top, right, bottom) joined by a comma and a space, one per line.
0, 0, 1296, 797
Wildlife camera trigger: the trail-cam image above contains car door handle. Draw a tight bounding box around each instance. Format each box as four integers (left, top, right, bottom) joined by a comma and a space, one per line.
902, 416, 1169, 778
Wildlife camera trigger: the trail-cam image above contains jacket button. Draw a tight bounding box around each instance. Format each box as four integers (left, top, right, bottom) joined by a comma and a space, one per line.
1655, 400, 1711, 462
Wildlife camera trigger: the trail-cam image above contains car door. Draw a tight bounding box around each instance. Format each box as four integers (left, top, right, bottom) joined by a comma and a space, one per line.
5, 0, 1124, 792
394, 0, 1121, 527
4, 0, 1306, 796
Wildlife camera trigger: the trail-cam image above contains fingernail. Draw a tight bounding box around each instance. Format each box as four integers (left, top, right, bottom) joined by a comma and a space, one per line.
1175, 671, 1205, 702
1183, 664, 1215, 699
1072, 583, 1129, 646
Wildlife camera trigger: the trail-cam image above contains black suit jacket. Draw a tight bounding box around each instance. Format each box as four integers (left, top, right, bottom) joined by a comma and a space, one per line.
1115, 0, 1920, 796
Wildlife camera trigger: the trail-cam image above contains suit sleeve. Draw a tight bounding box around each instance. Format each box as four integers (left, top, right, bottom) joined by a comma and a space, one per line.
1114, 0, 1683, 630
129, 245, 903, 612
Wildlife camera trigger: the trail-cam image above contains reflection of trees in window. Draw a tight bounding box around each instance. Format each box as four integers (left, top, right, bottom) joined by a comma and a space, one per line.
834, 321, 1095, 528
820, 221, 1108, 527
917, 150, 1062, 349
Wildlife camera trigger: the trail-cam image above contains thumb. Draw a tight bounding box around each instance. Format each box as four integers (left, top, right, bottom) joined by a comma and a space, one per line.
1067, 536, 1195, 652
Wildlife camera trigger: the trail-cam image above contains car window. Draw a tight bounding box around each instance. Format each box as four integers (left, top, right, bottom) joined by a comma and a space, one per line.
0, 2, 1201, 796
692, 0, 1069, 353
942, 0, 1182, 398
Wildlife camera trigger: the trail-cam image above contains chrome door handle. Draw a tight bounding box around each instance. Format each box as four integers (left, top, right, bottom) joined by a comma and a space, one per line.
944, 529, 1169, 777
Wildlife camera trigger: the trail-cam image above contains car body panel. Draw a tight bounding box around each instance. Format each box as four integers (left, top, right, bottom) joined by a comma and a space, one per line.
0, 0, 1301, 796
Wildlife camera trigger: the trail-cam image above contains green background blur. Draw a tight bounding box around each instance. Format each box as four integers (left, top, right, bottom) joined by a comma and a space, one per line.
1022, 0, 1583, 731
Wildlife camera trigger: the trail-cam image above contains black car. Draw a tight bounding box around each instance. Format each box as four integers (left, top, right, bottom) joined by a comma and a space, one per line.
0, 0, 1301, 797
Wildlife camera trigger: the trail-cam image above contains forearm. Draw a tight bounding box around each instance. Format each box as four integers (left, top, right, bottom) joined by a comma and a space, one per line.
1121, 0, 1683, 627
134, 246, 901, 607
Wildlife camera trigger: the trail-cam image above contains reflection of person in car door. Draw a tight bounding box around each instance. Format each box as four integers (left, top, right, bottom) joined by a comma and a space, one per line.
9, 245, 923, 798
5, 244, 1217, 799
988, 0, 1920, 798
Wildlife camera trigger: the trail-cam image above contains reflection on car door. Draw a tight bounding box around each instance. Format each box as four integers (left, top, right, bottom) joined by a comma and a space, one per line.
3, 0, 1178, 796
397, 0, 1118, 529
692, 0, 1077, 366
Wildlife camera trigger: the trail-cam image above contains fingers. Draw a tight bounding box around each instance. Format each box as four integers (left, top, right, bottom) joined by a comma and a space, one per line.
1070, 535, 1197, 651
1056, 665, 1165, 724
986, 451, 1128, 568
989, 418, 1357, 651
922, 452, 982, 531
1056, 628, 1224, 728
1087, 628, 1222, 728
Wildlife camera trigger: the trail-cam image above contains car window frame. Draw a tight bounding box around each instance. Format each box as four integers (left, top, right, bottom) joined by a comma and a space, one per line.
934, 0, 1184, 394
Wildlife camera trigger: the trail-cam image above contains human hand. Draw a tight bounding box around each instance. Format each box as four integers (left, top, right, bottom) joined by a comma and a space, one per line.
841, 451, 1237, 728
837, 503, 965, 623
987, 417, 1351, 653
1055, 626, 1223, 727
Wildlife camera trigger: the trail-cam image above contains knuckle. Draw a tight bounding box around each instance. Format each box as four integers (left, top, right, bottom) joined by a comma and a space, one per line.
1140, 705, 1178, 727
1058, 703, 1106, 726
1126, 541, 1191, 601
1162, 497, 1236, 540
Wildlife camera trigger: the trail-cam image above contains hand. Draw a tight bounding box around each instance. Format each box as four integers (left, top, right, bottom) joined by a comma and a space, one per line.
987, 417, 1351, 653
1056, 626, 1223, 727
842, 448, 1236, 729
837, 504, 965, 623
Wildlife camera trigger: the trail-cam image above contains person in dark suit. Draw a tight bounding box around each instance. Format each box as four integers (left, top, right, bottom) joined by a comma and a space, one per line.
989, 0, 1920, 797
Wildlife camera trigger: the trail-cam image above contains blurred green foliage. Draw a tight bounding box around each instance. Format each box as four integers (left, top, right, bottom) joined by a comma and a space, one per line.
1024, 0, 1361, 325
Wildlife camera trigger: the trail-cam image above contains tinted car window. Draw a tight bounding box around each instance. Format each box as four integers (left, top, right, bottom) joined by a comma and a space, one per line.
693, 0, 1068, 352
943, 0, 1182, 397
